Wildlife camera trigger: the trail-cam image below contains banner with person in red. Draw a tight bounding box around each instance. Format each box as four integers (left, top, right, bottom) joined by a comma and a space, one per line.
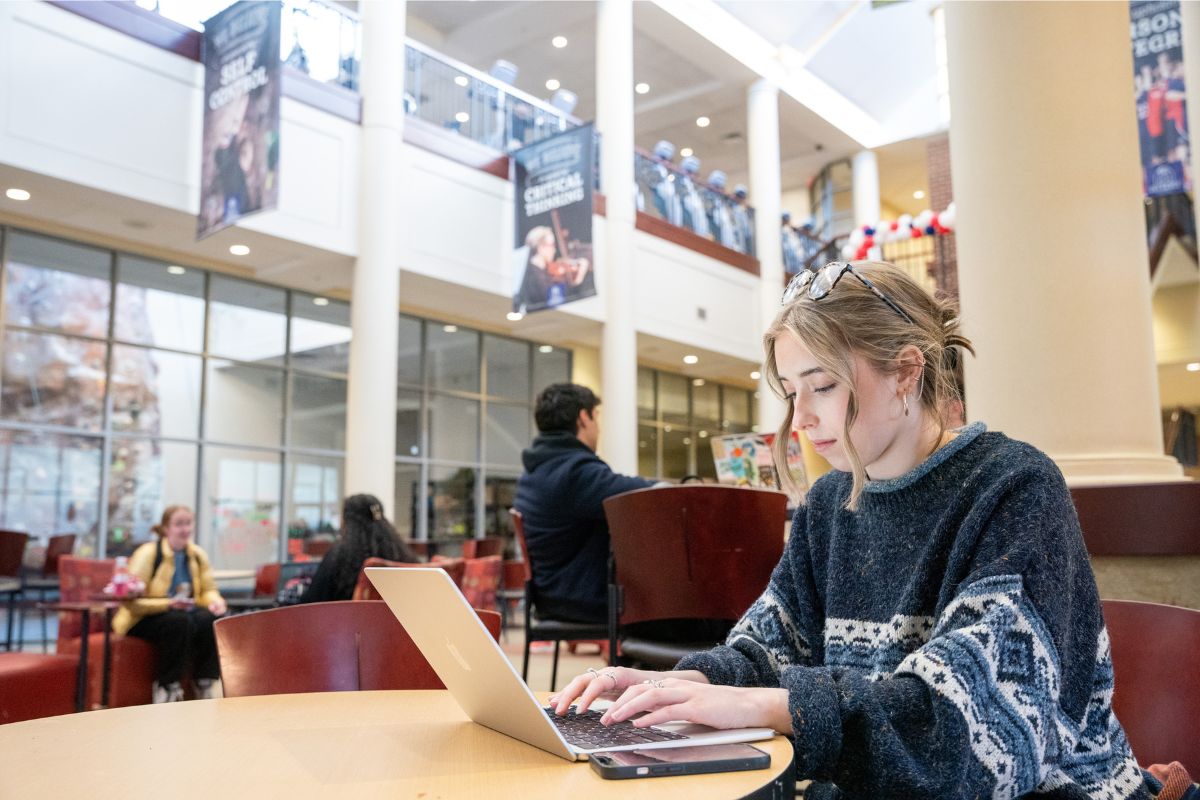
1130, 1, 1189, 197
197, 1, 282, 239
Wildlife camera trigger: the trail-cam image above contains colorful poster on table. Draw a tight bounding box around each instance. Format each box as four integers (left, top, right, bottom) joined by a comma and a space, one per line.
512, 124, 595, 314
197, 1, 282, 239
711, 431, 804, 490
1130, 1, 1190, 197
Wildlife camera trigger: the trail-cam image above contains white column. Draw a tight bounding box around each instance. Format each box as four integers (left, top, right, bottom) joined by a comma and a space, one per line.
851, 149, 880, 228
945, 1, 1181, 484
1182, 2, 1200, 239
345, 0, 406, 513
748, 79, 786, 435
596, 0, 639, 473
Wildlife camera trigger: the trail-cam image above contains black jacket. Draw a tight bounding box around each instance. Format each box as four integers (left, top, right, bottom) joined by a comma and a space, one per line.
513, 432, 653, 617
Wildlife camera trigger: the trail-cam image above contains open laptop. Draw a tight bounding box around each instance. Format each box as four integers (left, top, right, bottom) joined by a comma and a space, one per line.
366, 567, 776, 762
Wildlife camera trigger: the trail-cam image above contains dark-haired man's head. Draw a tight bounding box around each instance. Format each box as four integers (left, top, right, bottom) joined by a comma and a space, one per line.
535, 383, 601, 450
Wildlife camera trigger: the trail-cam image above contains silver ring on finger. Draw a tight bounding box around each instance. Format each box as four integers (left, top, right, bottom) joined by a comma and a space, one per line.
642, 678, 666, 689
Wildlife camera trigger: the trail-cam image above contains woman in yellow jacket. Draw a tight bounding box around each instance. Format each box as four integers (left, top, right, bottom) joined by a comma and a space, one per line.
112, 505, 227, 703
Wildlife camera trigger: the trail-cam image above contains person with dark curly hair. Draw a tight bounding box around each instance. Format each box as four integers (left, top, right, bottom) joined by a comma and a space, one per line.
299, 494, 417, 603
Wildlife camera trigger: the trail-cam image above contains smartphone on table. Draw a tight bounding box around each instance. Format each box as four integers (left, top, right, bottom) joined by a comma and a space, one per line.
588, 743, 770, 780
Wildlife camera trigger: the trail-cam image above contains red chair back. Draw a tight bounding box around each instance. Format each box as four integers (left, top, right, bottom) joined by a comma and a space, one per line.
604, 486, 786, 625
41, 534, 76, 578
508, 511, 533, 583
303, 538, 333, 557
57, 556, 116, 642
214, 600, 501, 697
462, 537, 504, 559
1103, 599, 1200, 773
0, 530, 29, 579
461, 555, 501, 611
253, 563, 281, 598
352, 557, 465, 601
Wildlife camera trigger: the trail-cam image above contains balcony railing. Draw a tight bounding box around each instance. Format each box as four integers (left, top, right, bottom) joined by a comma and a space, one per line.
635, 150, 756, 258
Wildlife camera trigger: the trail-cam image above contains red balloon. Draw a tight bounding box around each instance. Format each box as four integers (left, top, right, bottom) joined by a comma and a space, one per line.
929, 213, 939, 229
863, 235, 875, 249
890, 221, 899, 231
911, 228, 923, 239
855, 246, 869, 260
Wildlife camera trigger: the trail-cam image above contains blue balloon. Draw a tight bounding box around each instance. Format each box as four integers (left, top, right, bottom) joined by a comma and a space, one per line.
924, 225, 936, 235
864, 226, 876, 236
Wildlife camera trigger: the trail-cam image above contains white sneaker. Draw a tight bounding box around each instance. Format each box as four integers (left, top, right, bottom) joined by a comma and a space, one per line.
152, 681, 185, 704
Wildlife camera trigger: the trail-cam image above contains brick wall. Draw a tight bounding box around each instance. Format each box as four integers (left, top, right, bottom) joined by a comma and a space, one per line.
926, 134, 958, 299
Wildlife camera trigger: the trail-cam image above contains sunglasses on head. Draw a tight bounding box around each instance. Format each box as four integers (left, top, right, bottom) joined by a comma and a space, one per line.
781, 261, 915, 325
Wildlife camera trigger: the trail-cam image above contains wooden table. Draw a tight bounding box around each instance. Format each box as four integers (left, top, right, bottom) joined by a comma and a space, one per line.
0, 691, 795, 799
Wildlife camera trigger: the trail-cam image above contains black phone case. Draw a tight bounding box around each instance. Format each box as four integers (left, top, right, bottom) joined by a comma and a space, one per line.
588, 745, 770, 780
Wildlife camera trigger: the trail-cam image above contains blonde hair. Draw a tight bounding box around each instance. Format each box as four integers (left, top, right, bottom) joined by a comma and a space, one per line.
151, 505, 192, 538
525, 226, 554, 249
765, 261, 974, 510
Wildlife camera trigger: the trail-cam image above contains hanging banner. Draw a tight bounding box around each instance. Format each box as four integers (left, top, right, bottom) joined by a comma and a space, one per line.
512, 123, 595, 314
197, 1, 282, 239
1130, 1, 1189, 197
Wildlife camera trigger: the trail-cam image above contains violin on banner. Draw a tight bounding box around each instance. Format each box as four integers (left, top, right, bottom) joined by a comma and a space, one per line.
546, 208, 590, 289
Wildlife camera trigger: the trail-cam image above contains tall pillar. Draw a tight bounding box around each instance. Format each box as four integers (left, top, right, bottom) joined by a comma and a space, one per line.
748, 80, 787, 436
945, 1, 1181, 484
596, 0, 638, 473
851, 149, 880, 227
345, 0, 405, 512
1182, 2, 1200, 239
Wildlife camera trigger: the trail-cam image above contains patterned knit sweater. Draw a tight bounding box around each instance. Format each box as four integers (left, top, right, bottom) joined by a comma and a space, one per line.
677, 423, 1149, 800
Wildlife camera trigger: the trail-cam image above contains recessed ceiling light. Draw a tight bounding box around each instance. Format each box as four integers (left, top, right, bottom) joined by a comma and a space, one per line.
750, 370, 761, 380
545, 78, 560, 91
635, 82, 650, 94
229, 244, 250, 256
683, 354, 699, 365
698, 430, 708, 438
166, 265, 187, 276
454, 75, 469, 87
680, 147, 694, 158
692, 378, 705, 386
455, 111, 470, 123
506, 311, 524, 321
443, 324, 458, 333
538, 345, 554, 353
5, 188, 30, 201
695, 116, 710, 128
1188, 362, 1200, 372
312, 297, 329, 306
552, 35, 568, 48
913, 190, 926, 200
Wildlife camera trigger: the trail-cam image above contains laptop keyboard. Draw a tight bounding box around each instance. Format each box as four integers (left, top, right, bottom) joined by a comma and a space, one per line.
544, 707, 690, 749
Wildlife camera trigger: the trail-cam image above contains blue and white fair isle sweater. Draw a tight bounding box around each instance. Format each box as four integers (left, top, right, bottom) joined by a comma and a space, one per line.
677, 423, 1149, 800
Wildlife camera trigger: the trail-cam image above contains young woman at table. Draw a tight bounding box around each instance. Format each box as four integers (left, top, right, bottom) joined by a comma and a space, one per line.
299, 494, 418, 603
112, 505, 226, 703
553, 262, 1149, 799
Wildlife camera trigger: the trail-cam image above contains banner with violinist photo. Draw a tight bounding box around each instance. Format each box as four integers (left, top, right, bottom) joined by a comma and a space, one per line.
512, 123, 595, 314
1130, 1, 1190, 197
198, 1, 282, 239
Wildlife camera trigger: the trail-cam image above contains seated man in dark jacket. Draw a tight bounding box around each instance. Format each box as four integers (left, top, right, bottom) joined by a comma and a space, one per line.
514, 383, 654, 623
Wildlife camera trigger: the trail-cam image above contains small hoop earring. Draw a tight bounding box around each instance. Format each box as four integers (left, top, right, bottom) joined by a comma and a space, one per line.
903, 394, 910, 417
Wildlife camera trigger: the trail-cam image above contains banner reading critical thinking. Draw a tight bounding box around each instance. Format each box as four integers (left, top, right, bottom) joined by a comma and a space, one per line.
512, 124, 596, 315
197, 1, 282, 240
1130, 1, 1190, 197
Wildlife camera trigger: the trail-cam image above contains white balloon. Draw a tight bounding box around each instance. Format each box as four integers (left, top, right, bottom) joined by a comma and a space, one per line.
939, 205, 956, 231
898, 214, 913, 230
915, 210, 934, 229
849, 228, 865, 246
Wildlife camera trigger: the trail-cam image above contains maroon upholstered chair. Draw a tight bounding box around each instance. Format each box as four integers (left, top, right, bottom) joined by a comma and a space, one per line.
460, 555, 502, 612
0, 652, 79, 723
603, 485, 787, 669
351, 557, 464, 601
25, 533, 76, 651
1103, 599, 1200, 773
0, 530, 29, 652
214, 600, 500, 697
56, 556, 155, 709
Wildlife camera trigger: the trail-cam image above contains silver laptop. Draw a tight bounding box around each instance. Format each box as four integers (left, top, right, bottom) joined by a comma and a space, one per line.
366, 567, 775, 762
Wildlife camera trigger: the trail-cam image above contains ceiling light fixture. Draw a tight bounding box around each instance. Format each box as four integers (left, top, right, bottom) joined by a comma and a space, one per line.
455, 111, 470, 123
695, 116, 710, 128
680, 147, 694, 158
545, 78, 560, 91
507, 311, 524, 322
442, 324, 458, 333
683, 354, 699, 365
229, 244, 250, 256
693, 378, 705, 386
913, 190, 926, 200
538, 345, 554, 353
552, 35, 568, 48
750, 370, 761, 380
1188, 362, 1200, 372
5, 188, 31, 201
454, 75, 469, 87
166, 265, 187, 276
635, 82, 650, 94
312, 297, 330, 306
